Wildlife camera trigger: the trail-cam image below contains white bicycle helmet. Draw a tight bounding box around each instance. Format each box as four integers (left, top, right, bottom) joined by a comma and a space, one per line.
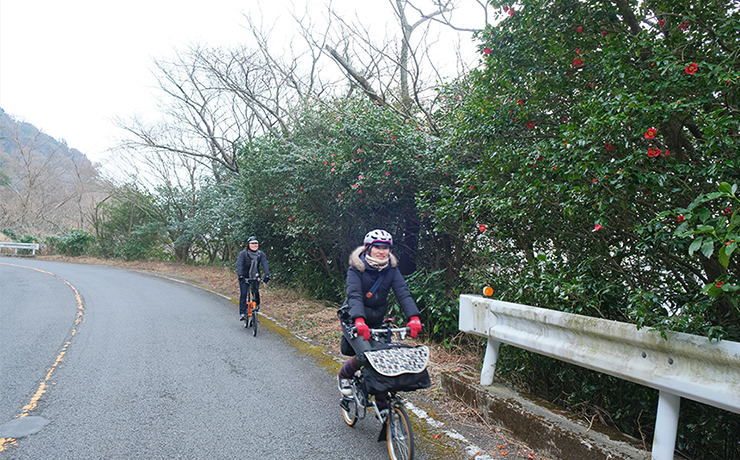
364, 229, 393, 247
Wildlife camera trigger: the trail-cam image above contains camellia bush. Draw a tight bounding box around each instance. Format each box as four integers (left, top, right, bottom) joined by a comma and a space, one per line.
234, 96, 443, 299
441, 0, 739, 457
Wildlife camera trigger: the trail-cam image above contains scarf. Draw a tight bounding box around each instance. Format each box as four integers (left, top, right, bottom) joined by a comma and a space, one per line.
365, 254, 389, 271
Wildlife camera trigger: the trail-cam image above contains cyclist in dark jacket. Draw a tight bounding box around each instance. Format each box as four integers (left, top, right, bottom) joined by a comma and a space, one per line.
237, 236, 270, 321
337, 229, 422, 402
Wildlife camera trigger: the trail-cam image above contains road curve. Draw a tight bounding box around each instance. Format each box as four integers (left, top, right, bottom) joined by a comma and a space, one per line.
1, 259, 437, 459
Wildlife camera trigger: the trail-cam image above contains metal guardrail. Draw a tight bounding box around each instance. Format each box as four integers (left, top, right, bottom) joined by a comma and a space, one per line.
0, 242, 40, 255
459, 294, 740, 460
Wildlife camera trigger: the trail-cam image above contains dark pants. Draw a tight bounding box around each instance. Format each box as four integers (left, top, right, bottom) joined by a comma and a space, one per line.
239, 279, 260, 316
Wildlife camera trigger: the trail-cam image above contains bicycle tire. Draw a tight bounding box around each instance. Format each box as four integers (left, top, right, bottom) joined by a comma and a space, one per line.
386, 404, 414, 460
252, 311, 258, 336
341, 396, 358, 426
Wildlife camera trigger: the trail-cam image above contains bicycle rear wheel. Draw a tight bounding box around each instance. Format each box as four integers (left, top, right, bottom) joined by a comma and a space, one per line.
386, 404, 414, 460
252, 311, 258, 336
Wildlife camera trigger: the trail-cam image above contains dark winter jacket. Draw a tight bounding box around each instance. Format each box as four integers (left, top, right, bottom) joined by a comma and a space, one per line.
345, 246, 420, 328
237, 249, 270, 280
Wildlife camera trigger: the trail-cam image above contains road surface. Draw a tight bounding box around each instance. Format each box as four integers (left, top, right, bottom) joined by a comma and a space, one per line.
1, 259, 448, 459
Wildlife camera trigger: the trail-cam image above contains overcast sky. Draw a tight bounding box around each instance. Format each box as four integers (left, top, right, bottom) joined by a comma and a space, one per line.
0, 0, 486, 164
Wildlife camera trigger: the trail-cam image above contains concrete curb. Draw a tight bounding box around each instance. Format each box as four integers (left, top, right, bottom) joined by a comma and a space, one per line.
440, 371, 651, 460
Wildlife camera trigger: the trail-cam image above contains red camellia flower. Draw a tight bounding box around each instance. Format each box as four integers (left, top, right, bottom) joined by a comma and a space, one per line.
605, 142, 615, 151
594, 224, 603, 231
644, 128, 658, 139
575, 26, 583, 33
483, 47, 491, 55
479, 224, 486, 232
573, 58, 584, 67
685, 62, 698, 75
647, 147, 661, 157
678, 215, 685, 223
680, 21, 689, 30
658, 19, 665, 26
527, 121, 535, 129
517, 99, 524, 105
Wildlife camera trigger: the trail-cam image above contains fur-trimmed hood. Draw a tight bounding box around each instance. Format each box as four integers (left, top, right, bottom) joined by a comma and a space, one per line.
349, 246, 398, 272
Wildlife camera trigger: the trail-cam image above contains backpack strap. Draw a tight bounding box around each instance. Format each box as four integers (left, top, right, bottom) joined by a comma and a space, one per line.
365, 270, 386, 298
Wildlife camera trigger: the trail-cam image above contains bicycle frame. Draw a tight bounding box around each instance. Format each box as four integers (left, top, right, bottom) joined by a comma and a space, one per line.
243, 278, 261, 336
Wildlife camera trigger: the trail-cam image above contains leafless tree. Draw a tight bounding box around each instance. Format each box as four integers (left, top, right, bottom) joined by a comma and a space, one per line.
114, 0, 493, 183
321, 0, 494, 133
115, 14, 335, 180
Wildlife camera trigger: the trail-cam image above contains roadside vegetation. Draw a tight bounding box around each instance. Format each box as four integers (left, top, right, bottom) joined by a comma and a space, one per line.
2, 1, 738, 458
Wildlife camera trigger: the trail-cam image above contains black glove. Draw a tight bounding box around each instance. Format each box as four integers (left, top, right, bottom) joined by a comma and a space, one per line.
263, 276, 270, 283
238, 276, 244, 281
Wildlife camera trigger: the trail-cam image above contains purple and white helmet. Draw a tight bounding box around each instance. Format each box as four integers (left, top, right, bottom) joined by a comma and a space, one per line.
364, 229, 393, 247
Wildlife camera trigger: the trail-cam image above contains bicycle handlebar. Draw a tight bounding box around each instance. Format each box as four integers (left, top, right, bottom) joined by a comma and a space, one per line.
350, 326, 413, 341
368, 327, 410, 334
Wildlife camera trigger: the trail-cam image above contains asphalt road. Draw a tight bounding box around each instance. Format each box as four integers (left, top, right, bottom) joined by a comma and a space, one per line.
0, 259, 445, 459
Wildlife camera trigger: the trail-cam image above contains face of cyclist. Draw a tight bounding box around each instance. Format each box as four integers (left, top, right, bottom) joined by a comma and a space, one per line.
369, 243, 390, 260
248, 241, 259, 250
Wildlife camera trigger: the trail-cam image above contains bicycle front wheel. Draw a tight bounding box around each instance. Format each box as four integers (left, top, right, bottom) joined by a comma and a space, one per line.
341, 397, 358, 426
252, 311, 258, 336
386, 404, 414, 460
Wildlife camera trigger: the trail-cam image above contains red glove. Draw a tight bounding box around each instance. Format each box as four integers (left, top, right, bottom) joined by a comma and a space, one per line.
407, 316, 422, 338
355, 317, 370, 341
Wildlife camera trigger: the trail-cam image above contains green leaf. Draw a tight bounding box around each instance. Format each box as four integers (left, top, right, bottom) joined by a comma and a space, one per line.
701, 240, 715, 259
726, 241, 737, 258
688, 237, 703, 256
718, 246, 729, 268
718, 182, 733, 194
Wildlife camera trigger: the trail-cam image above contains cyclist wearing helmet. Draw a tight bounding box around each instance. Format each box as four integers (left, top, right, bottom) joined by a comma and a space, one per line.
337, 229, 422, 402
237, 236, 270, 321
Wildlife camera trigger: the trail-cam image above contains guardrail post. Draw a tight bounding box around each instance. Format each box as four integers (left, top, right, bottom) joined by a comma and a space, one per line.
480, 339, 501, 386
652, 391, 681, 460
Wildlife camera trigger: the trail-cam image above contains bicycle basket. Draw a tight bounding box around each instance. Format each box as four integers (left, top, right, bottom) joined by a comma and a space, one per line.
362, 345, 431, 393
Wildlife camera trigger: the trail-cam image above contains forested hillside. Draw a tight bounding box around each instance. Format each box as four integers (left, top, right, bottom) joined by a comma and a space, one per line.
0, 108, 108, 234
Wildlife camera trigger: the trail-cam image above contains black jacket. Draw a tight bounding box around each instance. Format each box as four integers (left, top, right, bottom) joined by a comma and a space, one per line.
345, 246, 419, 328
237, 249, 270, 280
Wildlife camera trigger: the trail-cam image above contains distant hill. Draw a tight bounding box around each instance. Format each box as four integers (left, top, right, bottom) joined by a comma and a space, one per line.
0, 108, 91, 170
0, 108, 108, 234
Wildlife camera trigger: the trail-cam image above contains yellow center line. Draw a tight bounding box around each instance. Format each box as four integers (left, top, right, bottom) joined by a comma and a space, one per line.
0, 263, 85, 452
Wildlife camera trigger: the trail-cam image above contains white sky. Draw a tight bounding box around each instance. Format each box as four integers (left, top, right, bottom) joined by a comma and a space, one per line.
0, 0, 487, 164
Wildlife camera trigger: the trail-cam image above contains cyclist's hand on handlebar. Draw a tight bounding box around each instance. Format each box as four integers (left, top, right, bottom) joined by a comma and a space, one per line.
263, 276, 270, 283
407, 316, 422, 338
355, 317, 370, 341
